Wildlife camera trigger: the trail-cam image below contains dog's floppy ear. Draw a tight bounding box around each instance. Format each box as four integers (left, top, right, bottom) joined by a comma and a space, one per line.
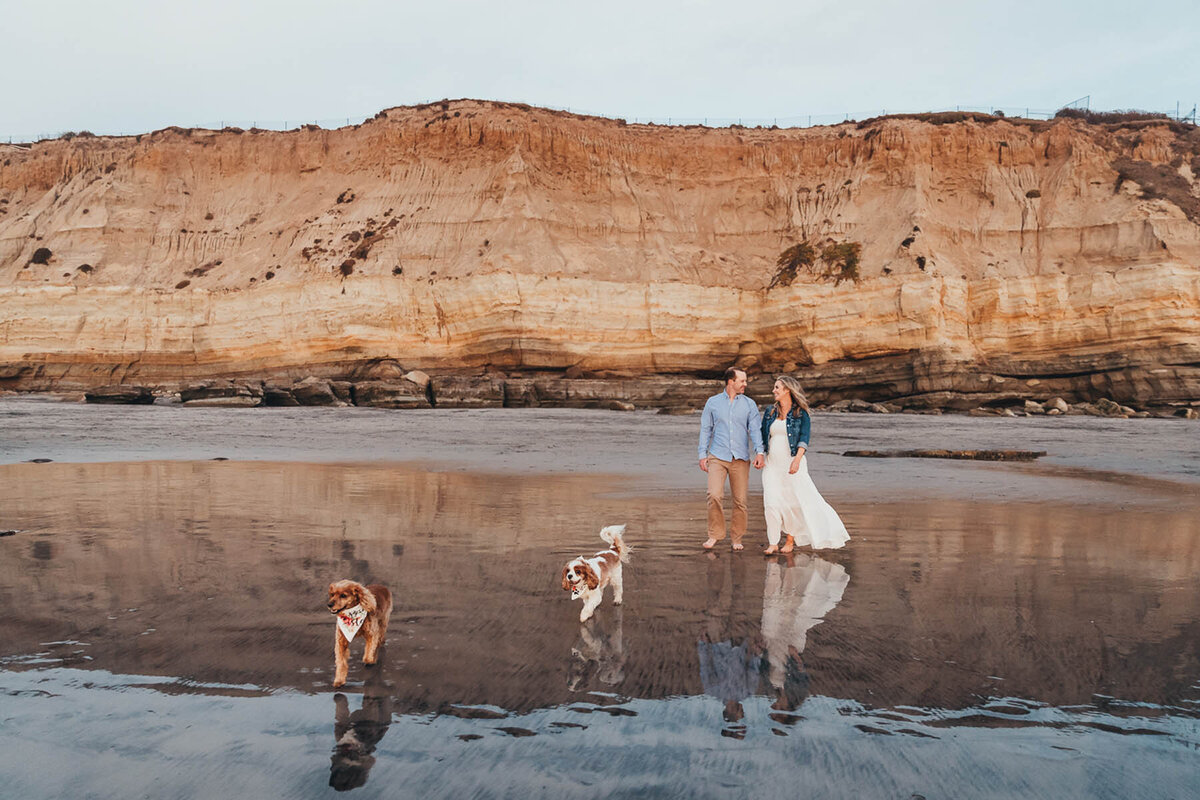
561, 565, 572, 591
581, 563, 600, 590
354, 583, 377, 612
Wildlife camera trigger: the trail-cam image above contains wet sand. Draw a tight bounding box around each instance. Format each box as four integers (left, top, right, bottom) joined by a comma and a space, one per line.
1, 406, 1199, 798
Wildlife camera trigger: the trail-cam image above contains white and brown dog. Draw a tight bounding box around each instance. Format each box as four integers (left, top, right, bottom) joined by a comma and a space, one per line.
327, 580, 393, 688
561, 525, 630, 622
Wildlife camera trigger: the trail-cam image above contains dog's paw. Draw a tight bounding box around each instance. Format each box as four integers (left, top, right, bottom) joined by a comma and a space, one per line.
613, 599, 622, 605
332, 679, 346, 688
363, 658, 376, 666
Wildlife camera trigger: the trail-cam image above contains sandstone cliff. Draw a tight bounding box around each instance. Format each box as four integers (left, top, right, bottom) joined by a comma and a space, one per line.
1, 100, 1198, 407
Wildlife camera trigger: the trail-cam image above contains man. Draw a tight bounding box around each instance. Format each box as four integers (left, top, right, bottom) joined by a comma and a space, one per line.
698, 368, 765, 551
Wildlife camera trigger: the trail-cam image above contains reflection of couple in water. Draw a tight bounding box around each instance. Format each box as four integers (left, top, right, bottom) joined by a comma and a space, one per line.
698, 550, 849, 736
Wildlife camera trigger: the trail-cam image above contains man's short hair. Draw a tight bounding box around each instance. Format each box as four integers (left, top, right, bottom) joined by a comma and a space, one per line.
723, 367, 743, 384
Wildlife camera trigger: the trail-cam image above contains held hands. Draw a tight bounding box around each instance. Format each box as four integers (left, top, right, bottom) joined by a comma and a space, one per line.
753, 454, 765, 470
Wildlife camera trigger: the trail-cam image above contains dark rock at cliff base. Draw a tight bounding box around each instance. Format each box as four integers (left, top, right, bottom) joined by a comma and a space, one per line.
843, 449, 1047, 461
262, 383, 299, 407
291, 377, 343, 406
330, 381, 353, 404
353, 359, 407, 381
180, 381, 263, 407
0, 364, 32, 380
503, 376, 718, 409
84, 385, 155, 404
352, 380, 430, 408
968, 407, 1013, 417
432, 375, 506, 408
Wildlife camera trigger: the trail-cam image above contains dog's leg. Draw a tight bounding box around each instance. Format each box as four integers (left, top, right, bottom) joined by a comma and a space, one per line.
612, 566, 624, 605
363, 625, 378, 666
578, 620, 601, 653
580, 589, 602, 622
364, 620, 387, 666
333, 629, 351, 687
365, 605, 392, 666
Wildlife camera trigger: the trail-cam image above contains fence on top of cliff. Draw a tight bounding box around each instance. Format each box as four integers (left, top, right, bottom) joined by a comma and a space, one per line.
4, 100, 1197, 146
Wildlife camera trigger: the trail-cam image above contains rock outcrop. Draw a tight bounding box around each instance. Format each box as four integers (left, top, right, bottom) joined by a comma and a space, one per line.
84, 385, 155, 404
1, 101, 1198, 408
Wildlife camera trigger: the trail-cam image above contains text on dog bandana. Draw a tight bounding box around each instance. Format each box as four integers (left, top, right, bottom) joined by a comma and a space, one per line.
336, 605, 368, 641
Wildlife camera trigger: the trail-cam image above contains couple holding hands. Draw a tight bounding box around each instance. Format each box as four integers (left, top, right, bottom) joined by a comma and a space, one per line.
698, 368, 850, 555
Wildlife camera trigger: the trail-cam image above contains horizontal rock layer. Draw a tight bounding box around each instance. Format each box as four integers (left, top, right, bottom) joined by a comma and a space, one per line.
1, 101, 1198, 404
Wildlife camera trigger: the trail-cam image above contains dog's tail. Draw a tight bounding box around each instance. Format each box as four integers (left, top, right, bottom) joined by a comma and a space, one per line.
600, 524, 630, 563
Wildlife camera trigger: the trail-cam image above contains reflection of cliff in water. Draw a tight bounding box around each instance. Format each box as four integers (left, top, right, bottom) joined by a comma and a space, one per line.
1, 460, 1199, 714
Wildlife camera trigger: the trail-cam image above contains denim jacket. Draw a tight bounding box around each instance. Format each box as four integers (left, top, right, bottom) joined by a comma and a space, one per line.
760, 406, 811, 457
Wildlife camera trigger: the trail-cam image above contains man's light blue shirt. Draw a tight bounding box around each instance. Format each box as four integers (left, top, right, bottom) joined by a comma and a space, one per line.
699, 392, 765, 461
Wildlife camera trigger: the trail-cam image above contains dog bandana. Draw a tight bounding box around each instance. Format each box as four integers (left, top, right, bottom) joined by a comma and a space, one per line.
570, 583, 583, 600
336, 605, 368, 642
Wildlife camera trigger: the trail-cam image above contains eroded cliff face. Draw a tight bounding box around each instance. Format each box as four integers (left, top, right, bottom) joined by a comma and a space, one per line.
1, 100, 1198, 406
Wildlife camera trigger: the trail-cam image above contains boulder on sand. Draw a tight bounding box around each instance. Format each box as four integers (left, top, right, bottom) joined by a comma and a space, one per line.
262, 383, 299, 406
291, 376, 343, 406
1045, 397, 1070, 413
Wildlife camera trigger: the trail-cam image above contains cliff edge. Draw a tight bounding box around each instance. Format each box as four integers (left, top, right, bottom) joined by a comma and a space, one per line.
2, 100, 1198, 408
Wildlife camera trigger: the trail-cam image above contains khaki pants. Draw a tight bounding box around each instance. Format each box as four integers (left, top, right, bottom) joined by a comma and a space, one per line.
706, 456, 750, 542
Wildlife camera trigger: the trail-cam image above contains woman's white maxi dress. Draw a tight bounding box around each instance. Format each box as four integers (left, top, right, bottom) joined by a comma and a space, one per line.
762, 419, 850, 549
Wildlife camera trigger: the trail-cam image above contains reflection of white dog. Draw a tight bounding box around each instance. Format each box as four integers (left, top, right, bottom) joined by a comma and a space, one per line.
568, 610, 626, 692
560, 525, 630, 622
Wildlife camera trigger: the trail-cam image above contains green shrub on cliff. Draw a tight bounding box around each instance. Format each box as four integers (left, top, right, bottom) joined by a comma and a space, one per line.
819, 242, 861, 285
769, 242, 817, 288
770, 240, 861, 287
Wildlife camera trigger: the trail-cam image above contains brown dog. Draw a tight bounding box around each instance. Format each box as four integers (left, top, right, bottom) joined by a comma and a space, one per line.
327, 580, 393, 688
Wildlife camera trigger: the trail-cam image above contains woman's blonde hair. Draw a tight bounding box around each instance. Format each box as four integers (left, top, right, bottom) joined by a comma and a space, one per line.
773, 375, 810, 416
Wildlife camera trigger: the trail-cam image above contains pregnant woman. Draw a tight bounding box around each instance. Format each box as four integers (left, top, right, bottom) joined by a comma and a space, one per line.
760, 376, 850, 555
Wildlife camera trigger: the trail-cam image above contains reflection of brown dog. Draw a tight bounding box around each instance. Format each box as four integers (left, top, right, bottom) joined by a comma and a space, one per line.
329, 666, 392, 791
327, 580, 393, 688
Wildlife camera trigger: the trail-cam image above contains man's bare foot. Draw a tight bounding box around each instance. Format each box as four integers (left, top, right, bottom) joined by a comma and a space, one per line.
780, 535, 795, 554
731, 542, 744, 551
702, 537, 718, 550
763, 545, 779, 555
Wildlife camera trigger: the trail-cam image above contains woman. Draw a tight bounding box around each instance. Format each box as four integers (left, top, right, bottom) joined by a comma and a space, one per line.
760, 376, 850, 554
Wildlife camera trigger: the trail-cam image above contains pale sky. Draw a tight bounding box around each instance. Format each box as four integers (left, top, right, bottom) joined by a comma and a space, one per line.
4, 0, 1198, 139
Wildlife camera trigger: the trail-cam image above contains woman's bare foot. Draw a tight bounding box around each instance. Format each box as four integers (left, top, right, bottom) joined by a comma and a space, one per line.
780, 536, 795, 554
702, 537, 718, 550
762, 545, 779, 556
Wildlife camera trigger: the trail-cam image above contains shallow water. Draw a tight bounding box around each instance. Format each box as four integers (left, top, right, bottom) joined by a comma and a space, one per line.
2, 452, 1199, 799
